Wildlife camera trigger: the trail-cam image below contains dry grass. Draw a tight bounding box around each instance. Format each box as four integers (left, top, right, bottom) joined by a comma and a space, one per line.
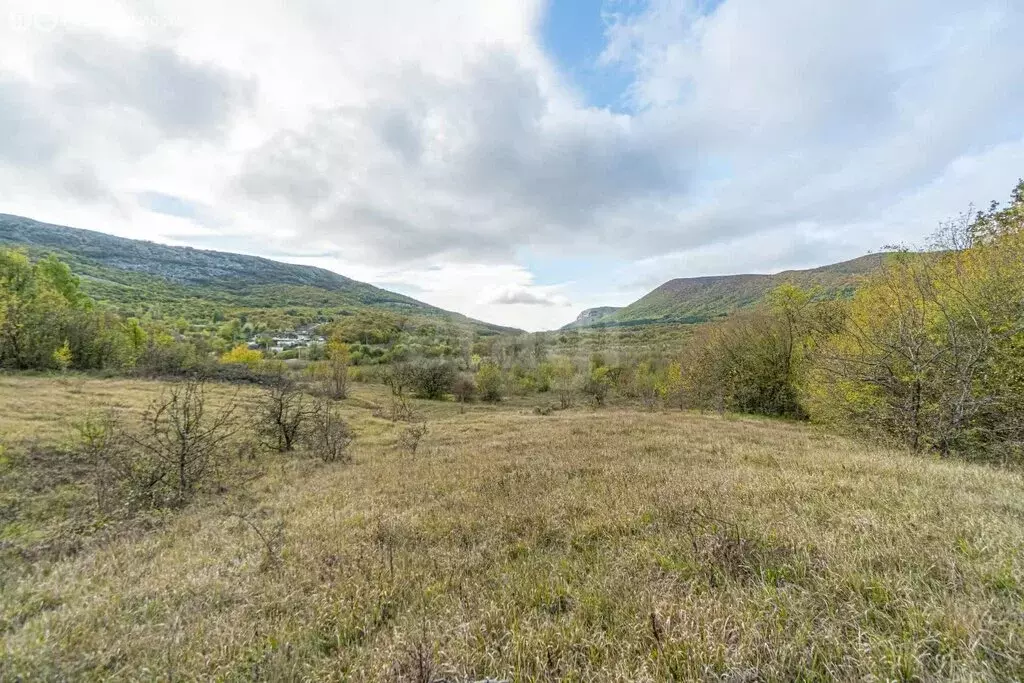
2, 375, 1024, 680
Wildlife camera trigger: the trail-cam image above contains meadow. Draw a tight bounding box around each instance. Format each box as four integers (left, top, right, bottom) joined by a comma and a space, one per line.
1, 375, 1023, 681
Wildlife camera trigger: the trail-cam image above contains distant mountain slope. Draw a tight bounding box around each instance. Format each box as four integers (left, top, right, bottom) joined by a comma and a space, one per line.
561, 306, 623, 330
0, 214, 517, 334
570, 253, 887, 328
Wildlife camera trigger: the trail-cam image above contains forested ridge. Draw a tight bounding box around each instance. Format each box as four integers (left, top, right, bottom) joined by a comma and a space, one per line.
0, 214, 516, 336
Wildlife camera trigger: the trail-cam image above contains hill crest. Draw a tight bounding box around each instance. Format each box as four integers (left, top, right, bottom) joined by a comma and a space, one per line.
0, 213, 518, 334
566, 253, 887, 329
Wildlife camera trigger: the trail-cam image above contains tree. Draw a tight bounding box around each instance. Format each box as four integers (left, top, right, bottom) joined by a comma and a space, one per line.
221, 343, 264, 369
218, 319, 243, 344
583, 365, 611, 407
123, 318, 148, 367
806, 186, 1024, 460
551, 358, 578, 409
53, 340, 73, 373
1, 249, 125, 371
321, 335, 350, 399
475, 362, 503, 402
452, 373, 476, 407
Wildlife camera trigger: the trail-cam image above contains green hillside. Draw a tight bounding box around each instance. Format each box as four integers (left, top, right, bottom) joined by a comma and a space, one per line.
571, 253, 887, 328
0, 214, 516, 335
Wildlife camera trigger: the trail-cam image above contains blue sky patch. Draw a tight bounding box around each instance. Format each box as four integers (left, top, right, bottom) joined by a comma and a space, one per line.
137, 191, 206, 222
520, 249, 627, 286
540, 0, 636, 111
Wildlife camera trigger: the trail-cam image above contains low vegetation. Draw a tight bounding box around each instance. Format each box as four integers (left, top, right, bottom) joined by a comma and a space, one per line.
1, 376, 1023, 680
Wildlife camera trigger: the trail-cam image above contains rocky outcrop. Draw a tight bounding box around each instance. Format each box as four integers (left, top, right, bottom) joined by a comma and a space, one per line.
561, 306, 621, 329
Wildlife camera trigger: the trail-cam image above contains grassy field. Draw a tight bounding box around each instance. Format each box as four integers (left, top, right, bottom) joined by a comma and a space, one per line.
2, 375, 1023, 680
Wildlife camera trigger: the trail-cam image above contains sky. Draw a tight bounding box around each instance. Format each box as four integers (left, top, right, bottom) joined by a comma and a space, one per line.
1, 1, 1022, 331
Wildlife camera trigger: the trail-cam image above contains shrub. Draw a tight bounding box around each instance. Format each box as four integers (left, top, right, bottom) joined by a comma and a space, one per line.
399, 422, 428, 457
582, 366, 612, 407
135, 339, 200, 377
409, 359, 457, 400
658, 361, 686, 410
305, 399, 354, 463
255, 376, 313, 452
632, 361, 660, 410
452, 373, 476, 406
476, 362, 504, 403
124, 377, 240, 502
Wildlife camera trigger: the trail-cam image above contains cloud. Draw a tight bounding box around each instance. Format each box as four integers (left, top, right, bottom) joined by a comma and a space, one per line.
0, 0, 1021, 331
0, 24, 258, 223
490, 288, 569, 307
50, 32, 256, 139
233, 50, 688, 265
0, 79, 61, 165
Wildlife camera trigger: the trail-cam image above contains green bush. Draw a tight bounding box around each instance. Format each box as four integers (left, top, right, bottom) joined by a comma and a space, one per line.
409, 359, 457, 400
476, 362, 504, 402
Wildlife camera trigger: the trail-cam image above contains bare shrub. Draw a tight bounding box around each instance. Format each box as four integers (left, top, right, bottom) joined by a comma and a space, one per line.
124, 377, 240, 502
399, 422, 428, 457
680, 504, 804, 588
391, 641, 436, 683
383, 361, 416, 397
255, 376, 313, 452
305, 399, 354, 463
373, 394, 418, 423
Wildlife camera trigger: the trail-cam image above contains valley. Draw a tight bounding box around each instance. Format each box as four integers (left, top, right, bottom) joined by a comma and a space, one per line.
1, 183, 1023, 681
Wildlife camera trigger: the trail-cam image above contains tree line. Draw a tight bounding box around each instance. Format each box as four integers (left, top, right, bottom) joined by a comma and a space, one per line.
681, 180, 1024, 461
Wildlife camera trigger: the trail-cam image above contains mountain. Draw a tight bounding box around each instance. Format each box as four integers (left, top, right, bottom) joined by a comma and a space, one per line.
561, 306, 623, 330
0, 214, 517, 334
567, 253, 887, 329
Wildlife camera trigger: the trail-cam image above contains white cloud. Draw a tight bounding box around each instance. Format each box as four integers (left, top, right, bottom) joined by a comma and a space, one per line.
0, 0, 1022, 331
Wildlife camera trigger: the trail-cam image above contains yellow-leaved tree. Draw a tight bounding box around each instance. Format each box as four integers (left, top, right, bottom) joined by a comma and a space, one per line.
315, 334, 351, 399
220, 343, 264, 369
805, 180, 1024, 460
